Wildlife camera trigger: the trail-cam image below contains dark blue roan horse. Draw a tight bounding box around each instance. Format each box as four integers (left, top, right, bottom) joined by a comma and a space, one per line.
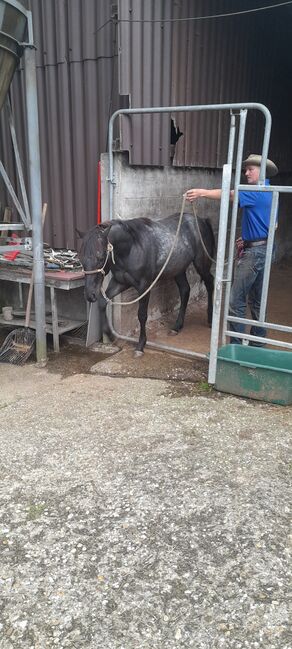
79, 212, 214, 354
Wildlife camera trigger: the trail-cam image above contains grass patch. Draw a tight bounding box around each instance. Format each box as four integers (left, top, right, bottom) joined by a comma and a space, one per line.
27, 502, 46, 521
197, 381, 213, 393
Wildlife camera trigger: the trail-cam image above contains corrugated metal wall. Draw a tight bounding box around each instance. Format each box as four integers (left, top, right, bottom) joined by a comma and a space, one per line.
172, 0, 292, 170
0, 0, 291, 247
0, 0, 120, 248
118, 0, 173, 165
118, 0, 292, 170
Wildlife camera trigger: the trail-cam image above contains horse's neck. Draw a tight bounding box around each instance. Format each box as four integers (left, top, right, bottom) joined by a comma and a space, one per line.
108, 222, 132, 257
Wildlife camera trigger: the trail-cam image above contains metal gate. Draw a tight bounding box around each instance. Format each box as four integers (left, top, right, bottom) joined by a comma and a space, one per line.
105, 103, 292, 382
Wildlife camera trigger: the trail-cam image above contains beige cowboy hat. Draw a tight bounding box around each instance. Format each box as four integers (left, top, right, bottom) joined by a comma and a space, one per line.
242, 154, 278, 178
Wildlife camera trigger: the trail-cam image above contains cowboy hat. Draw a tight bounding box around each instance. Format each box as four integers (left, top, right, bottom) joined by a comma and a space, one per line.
242, 154, 278, 178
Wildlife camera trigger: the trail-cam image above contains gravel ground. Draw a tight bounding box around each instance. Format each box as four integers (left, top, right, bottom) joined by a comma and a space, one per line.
0, 356, 291, 649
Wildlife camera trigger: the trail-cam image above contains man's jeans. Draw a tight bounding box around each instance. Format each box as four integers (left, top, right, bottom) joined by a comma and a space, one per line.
229, 245, 270, 346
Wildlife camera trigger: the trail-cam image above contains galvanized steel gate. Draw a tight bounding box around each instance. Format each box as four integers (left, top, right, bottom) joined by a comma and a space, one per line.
106, 103, 292, 383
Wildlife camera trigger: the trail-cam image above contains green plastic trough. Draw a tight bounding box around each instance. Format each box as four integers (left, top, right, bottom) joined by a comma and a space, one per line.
215, 345, 292, 405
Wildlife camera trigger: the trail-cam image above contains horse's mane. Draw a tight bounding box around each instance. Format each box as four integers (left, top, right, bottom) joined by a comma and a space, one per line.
117, 217, 153, 244
81, 225, 105, 256
82, 217, 153, 254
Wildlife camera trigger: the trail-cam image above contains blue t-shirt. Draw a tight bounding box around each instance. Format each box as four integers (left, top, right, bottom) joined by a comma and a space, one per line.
239, 179, 273, 241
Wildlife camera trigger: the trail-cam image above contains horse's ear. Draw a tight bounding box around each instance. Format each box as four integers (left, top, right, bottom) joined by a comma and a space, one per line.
99, 221, 111, 231
76, 228, 85, 239
99, 222, 112, 237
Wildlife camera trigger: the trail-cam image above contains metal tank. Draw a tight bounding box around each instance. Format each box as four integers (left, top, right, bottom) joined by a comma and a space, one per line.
0, 0, 29, 110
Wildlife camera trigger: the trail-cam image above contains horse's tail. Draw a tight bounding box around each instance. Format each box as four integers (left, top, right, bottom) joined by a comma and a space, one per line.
202, 218, 215, 261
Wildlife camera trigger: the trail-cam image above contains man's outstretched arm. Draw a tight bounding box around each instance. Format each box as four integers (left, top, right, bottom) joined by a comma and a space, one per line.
186, 188, 234, 202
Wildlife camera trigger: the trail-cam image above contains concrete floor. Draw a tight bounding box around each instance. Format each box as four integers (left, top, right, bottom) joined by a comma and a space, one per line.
0, 350, 291, 649
142, 257, 292, 355
0, 258, 291, 649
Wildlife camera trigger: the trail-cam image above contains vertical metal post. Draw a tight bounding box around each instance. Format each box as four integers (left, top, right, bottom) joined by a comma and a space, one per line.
222, 109, 247, 344
259, 190, 279, 321
259, 114, 272, 186
108, 113, 116, 222
227, 112, 236, 165
23, 43, 47, 366
208, 164, 232, 384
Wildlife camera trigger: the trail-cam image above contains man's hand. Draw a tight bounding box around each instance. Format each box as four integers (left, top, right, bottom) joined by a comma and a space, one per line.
185, 189, 205, 202
236, 237, 244, 258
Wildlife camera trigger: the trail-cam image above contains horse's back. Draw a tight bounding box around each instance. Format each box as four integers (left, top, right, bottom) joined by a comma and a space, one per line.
111, 212, 214, 278
153, 211, 213, 253
143, 212, 213, 277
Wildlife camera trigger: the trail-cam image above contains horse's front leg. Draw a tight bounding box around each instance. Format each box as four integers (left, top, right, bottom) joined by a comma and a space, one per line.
97, 292, 114, 342
99, 276, 130, 341
135, 293, 150, 356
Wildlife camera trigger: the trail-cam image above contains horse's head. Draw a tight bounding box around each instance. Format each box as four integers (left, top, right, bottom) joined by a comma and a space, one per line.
79, 225, 111, 302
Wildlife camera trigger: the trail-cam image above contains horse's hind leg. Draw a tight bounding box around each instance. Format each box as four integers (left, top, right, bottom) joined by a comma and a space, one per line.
205, 273, 214, 326
171, 272, 190, 334
135, 293, 150, 356
194, 262, 214, 326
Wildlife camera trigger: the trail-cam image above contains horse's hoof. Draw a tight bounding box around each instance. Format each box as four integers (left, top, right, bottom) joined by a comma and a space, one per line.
169, 329, 179, 336
134, 350, 144, 357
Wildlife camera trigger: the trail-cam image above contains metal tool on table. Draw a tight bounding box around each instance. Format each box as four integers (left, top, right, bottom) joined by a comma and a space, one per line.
0, 203, 47, 365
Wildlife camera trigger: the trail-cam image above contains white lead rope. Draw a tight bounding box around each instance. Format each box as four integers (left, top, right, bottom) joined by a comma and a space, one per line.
100, 193, 188, 306
191, 202, 217, 264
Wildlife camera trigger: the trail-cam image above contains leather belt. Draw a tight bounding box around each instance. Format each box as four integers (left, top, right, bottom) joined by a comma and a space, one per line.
244, 239, 267, 248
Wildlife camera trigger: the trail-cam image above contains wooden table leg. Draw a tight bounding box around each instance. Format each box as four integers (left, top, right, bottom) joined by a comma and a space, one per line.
50, 286, 60, 352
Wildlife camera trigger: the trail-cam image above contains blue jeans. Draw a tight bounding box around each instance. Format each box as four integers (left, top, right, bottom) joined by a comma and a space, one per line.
229, 245, 271, 346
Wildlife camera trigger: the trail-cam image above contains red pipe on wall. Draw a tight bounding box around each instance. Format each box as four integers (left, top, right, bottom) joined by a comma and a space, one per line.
97, 160, 101, 224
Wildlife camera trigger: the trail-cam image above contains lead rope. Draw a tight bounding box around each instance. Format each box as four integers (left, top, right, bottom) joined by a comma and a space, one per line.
100, 193, 188, 306
191, 202, 217, 264
192, 202, 238, 266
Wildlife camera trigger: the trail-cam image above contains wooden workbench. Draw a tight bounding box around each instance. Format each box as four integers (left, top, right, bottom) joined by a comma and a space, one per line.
0, 266, 85, 352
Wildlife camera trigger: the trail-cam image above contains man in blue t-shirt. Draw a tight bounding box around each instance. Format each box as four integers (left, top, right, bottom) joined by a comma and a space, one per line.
186, 153, 279, 345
